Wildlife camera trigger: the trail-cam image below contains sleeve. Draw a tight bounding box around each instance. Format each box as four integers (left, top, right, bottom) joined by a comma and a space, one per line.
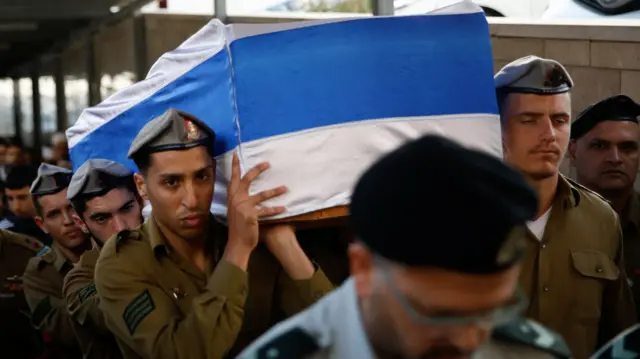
277, 264, 334, 317
22, 263, 79, 348
598, 223, 637, 346
62, 262, 108, 334
95, 254, 249, 359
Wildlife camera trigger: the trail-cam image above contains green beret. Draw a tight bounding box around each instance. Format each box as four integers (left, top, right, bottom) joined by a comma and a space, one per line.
495, 55, 573, 95
67, 159, 133, 201
30, 163, 72, 196
127, 108, 216, 159
350, 135, 538, 273
571, 94, 640, 140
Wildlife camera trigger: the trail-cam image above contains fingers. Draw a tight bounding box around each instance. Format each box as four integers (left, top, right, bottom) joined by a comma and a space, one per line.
241, 162, 270, 187
250, 186, 287, 205
257, 206, 286, 218
229, 152, 241, 194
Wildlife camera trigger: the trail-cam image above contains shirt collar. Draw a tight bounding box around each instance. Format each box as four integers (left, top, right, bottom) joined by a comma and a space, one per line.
555, 174, 581, 210
331, 278, 377, 358
52, 243, 73, 273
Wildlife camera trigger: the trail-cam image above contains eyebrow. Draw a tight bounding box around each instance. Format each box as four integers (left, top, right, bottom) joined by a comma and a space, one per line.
516, 111, 570, 118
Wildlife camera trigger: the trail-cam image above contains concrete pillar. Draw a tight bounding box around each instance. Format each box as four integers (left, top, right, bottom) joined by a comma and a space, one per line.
214, 0, 227, 23
12, 78, 22, 142
54, 57, 68, 132
31, 64, 42, 154
373, 0, 394, 15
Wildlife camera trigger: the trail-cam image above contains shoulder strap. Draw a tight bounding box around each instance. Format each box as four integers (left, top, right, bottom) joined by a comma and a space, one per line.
0, 229, 44, 252
493, 317, 572, 359
566, 177, 610, 204
254, 327, 320, 359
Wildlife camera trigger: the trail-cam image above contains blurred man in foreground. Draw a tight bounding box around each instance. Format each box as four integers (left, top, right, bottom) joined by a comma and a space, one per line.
238, 135, 571, 359
568, 94, 640, 322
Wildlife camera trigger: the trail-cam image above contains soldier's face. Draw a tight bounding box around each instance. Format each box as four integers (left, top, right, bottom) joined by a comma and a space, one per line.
569, 121, 640, 194
81, 187, 143, 244
35, 189, 87, 249
351, 243, 521, 359
5, 186, 37, 218
5, 145, 23, 165
140, 146, 215, 241
501, 93, 571, 180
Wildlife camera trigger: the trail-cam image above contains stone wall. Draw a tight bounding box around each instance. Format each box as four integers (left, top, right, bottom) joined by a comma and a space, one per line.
489, 18, 640, 184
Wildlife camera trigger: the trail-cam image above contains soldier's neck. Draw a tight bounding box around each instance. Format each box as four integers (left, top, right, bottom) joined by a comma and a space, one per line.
527, 174, 558, 220
53, 242, 83, 264
164, 227, 209, 272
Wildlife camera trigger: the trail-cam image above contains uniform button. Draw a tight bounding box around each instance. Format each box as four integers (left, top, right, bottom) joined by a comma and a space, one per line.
543, 286, 549, 292
596, 267, 603, 273
541, 243, 547, 249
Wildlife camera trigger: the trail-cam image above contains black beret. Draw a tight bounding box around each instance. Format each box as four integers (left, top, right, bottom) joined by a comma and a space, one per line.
350, 135, 538, 273
571, 94, 640, 140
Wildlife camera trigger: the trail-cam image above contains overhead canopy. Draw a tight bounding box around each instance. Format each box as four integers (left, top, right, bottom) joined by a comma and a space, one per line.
0, 0, 139, 77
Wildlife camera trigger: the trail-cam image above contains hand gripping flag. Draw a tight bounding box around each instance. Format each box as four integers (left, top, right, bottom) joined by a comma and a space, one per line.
66, 0, 500, 220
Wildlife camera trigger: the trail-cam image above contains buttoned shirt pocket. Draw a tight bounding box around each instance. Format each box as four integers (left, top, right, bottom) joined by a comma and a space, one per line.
570, 249, 618, 323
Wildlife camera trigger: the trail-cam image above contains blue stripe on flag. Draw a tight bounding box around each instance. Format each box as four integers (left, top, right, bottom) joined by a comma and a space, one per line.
70, 12, 497, 171
231, 13, 497, 143
70, 48, 236, 171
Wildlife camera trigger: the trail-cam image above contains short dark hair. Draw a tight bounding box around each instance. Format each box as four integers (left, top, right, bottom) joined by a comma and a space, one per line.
132, 151, 152, 175
5, 165, 37, 190
496, 89, 509, 124
71, 175, 140, 219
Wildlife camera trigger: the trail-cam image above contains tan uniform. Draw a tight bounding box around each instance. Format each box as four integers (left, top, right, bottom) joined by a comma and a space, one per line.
519, 175, 636, 359
621, 193, 640, 323
0, 230, 45, 359
95, 214, 334, 359
23, 243, 83, 358
63, 247, 122, 359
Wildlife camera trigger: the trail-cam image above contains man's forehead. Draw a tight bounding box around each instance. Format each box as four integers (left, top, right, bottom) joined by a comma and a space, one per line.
581, 120, 640, 141
5, 187, 30, 195
85, 187, 136, 211
148, 147, 213, 175
505, 92, 571, 113
39, 188, 70, 208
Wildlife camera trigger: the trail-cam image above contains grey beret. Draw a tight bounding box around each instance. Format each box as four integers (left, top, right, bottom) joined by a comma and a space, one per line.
495, 55, 573, 95
67, 159, 133, 201
30, 163, 73, 196
127, 108, 215, 159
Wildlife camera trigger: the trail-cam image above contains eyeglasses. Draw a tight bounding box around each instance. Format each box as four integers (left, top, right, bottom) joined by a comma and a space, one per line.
380, 269, 528, 328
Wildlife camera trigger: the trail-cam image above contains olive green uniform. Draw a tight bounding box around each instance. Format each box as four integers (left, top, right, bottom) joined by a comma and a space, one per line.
23, 244, 82, 358
0, 229, 45, 359
622, 193, 640, 323
63, 247, 122, 359
519, 175, 636, 359
95, 214, 334, 359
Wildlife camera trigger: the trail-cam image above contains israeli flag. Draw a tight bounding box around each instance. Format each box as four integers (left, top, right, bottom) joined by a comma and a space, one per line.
66, 0, 500, 220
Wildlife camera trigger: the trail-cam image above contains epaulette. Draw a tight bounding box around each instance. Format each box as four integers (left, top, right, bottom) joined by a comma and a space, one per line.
250, 327, 320, 359
114, 229, 140, 253
493, 317, 572, 359
0, 230, 44, 252
33, 246, 57, 271
566, 177, 609, 205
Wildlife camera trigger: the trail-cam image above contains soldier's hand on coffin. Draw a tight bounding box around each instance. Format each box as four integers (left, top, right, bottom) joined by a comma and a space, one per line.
261, 224, 316, 280
226, 152, 287, 259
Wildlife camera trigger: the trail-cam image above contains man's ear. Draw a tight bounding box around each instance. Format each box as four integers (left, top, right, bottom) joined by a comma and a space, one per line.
134, 173, 147, 200
348, 242, 375, 299
34, 216, 47, 234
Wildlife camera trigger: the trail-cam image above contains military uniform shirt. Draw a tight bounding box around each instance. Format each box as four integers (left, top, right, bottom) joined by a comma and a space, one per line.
621, 192, 640, 323
238, 278, 571, 359
23, 243, 82, 358
63, 247, 122, 359
0, 230, 46, 359
95, 214, 334, 359
519, 175, 636, 359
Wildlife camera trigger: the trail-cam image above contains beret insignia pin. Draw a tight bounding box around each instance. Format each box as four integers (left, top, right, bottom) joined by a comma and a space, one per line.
184, 119, 200, 142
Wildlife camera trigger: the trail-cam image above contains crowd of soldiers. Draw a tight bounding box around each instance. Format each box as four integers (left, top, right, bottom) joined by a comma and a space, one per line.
1, 53, 640, 359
